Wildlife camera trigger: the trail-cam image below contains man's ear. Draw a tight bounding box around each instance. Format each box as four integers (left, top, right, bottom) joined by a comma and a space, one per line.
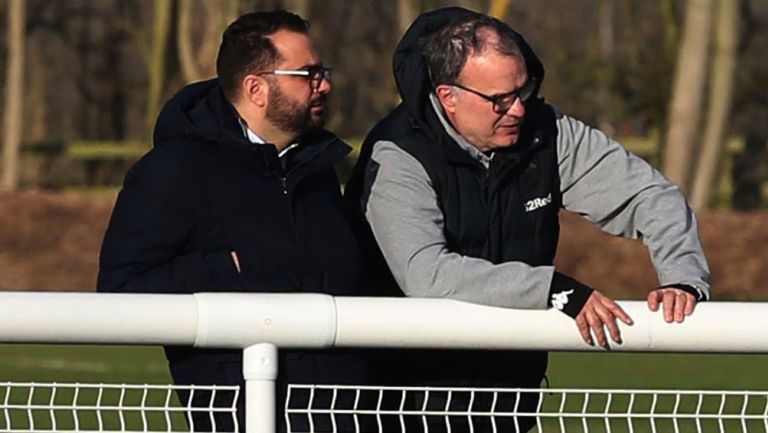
435, 85, 457, 114
242, 75, 268, 108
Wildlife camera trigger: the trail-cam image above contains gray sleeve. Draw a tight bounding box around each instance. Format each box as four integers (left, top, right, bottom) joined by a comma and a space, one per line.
555, 109, 711, 299
364, 140, 552, 309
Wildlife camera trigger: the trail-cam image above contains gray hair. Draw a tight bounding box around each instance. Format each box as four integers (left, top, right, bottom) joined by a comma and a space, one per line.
420, 15, 525, 86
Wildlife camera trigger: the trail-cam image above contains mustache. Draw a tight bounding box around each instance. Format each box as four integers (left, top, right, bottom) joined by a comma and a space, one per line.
310, 95, 327, 106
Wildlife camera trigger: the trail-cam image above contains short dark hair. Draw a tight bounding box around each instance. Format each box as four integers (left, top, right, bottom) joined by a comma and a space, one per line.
216, 10, 309, 101
420, 14, 525, 86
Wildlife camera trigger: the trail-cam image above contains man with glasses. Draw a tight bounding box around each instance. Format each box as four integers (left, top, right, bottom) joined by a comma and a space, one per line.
98, 10, 365, 432
347, 7, 710, 432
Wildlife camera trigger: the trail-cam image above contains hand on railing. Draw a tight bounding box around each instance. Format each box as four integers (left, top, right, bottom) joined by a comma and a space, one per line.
575, 291, 633, 348
647, 287, 697, 323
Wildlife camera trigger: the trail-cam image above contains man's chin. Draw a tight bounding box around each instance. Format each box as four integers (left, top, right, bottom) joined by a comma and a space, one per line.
489, 139, 518, 149
309, 113, 325, 129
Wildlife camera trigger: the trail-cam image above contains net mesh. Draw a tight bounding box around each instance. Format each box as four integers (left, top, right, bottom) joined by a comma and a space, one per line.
3, 382, 767, 433
0, 382, 239, 432
285, 385, 768, 433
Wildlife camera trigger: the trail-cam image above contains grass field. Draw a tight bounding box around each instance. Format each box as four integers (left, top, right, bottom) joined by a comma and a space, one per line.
1, 344, 766, 390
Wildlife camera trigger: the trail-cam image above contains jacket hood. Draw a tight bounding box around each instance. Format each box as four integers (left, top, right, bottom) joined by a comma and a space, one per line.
153, 78, 247, 147
393, 7, 546, 130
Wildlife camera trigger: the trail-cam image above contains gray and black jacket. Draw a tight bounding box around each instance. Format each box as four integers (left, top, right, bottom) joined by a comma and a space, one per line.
346, 7, 709, 311
345, 7, 709, 388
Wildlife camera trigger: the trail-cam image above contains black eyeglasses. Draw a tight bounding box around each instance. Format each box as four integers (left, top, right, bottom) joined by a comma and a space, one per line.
451, 79, 535, 113
257, 65, 332, 91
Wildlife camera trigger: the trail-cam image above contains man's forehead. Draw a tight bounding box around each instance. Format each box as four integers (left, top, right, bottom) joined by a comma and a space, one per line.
461, 51, 527, 87
269, 30, 319, 66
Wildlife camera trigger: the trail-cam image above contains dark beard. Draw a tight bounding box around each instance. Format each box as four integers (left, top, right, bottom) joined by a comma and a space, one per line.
265, 83, 324, 136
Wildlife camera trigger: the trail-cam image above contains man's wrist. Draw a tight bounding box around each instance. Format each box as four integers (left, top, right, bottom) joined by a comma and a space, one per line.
550, 272, 594, 318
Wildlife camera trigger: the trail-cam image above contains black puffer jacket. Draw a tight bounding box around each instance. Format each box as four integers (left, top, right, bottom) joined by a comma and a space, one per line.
98, 78, 366, 432
99, 79, 364, 297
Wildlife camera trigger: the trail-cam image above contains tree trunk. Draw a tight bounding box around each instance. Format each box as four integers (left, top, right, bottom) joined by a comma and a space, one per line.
662, 0, 714, 192
177, 0, 202, 83
398, 0, 416, 35
178, 0, 240, 83
28, 36, 46, 143
489, 0, 512, 19
690, 0, 739, 210
145, 0, 173, 138
1, 0, 26, 193
659, 0, 679, 58
598, 0, 615, 136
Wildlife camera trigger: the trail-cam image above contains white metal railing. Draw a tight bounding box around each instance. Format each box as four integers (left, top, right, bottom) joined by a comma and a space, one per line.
0, 381, 239, 432
1, 292, 767, 433
285, 385, 768, 433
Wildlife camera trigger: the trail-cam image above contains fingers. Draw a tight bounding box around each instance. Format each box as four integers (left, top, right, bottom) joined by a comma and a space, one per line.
649, 288, 698, 323
647, 290, 660, 312
606, 301, 634, 326
673, 291, 687, 322
575, 314, 593, 346
575, 291, 633, 348
587, 310, 608, 347
593, 304, 620, 345
230, 251, 241, 273
684, 294, 697, 316
661, 290, 675, 323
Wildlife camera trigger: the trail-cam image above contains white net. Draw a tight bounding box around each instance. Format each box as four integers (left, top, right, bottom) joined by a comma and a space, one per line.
0, 382, 239, 432
285, 385, 768, 433
5, 382, 768, 433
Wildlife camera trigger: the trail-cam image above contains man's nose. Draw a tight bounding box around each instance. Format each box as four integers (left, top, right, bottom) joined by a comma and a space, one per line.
316, 76, 332, 94
504, 97, 525, 117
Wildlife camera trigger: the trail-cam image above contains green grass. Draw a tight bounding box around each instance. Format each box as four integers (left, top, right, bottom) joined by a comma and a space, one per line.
2, 345, 766, 390
0, 344, 170, 383
549, 352, 768, 390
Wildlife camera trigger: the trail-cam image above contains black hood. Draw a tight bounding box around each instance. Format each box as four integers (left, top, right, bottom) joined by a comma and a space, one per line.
153, 78, 247, 148
393, 7, 546, 132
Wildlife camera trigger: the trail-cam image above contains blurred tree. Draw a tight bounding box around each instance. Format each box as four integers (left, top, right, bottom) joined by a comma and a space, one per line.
457, 0, 486, 11
313, 1, 401, 137
286, 0, 309, 18
659, 0, 679, 58
663, 0, 714, 191
1, 0, 25, 193
144, 0, 172, 138
398, 0, 416, 35
177, 0, 240, 83
0, 0, 764, 197
597, 0, 616, 135
690, 0, 739, 210
489, 0, 512, 19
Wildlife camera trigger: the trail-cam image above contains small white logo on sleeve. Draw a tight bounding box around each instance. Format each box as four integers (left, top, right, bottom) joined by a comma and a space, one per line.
551, 289, 574, 310
525, 193, 552, 212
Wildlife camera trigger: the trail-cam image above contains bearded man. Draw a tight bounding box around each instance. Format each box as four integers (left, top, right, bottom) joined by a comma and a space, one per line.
98, 10, 365, 432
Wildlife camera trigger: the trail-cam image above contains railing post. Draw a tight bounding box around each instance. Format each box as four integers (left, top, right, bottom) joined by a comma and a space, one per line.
243, 343, 278, 433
